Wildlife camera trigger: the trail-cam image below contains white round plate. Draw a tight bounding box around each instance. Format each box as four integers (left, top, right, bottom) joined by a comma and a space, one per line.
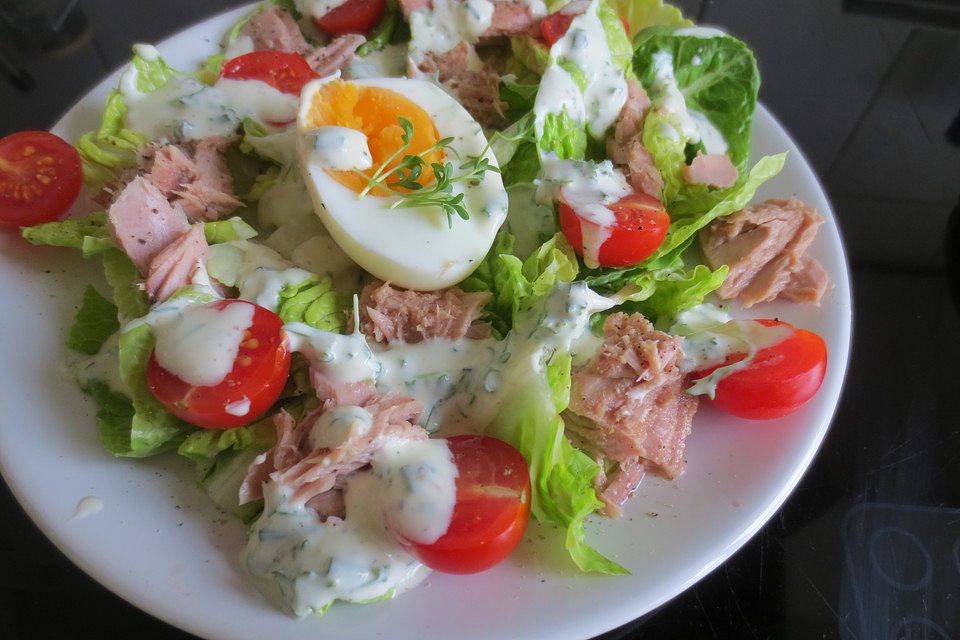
0, 6, 851, 640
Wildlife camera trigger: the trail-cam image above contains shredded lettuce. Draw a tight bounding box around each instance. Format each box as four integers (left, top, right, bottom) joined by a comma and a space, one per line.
21, 211, 111, 251
68, 286, 120, 355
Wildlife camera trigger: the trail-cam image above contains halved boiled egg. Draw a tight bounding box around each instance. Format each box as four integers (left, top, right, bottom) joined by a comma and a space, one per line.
297, 77, 508, 291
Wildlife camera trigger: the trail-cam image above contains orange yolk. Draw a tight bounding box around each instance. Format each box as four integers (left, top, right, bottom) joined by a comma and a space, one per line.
303, 80, 443, 195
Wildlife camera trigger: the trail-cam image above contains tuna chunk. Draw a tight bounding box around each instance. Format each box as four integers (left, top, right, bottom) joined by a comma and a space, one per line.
240, 5, 364, 75
356, 280, 491, 344
606, 79, 663, 198
485, 1, 543, 37
566, 312, 698, 516
240, 4, 311, 54
306, 34, 366, 76
107, 176, 191, 274
310, 368, 378, 410
145, 224, 208, 303
143, 138, 241, 222
683, 152, 738, 188
699, 198, 829, 307
417, 43, 507, 127
240, 394, 427, 508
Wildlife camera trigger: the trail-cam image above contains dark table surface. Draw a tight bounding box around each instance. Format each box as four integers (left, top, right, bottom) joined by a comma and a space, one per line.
2, 1, 959, 638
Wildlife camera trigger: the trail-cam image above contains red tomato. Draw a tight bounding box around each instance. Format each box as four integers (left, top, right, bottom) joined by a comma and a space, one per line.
146, 300, 291, 429
540, 12, 575, 45
220, 51, 316, 96
0, 131, 82, 228
689, 320, 828, 420
398, 436, 531, 574
559, 191, 670, 267
313, 0, 385, 36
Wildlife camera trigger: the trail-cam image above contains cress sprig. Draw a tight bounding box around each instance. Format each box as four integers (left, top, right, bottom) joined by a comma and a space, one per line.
353, 117, 499, 228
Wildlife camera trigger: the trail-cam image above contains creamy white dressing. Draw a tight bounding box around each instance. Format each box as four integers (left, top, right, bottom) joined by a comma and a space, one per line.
70, 496, 104, 521
374, 438, 458, 544
408, 0, 494, 56
225, 397, 251, 417
297, 0, 349, 18
533, 0, 627, 139
671, 304, 795, 398
120, 49, 298, 141
286, 320, 382, 385
535, 157, 631, 268
649, 50, 729, 154
242, 480, 429, 617
305, 126, 373, 171
207, 240, 316, 311
287, 282, 613, 434
345, 44, 408, 80
308, 405, 373, 450
67, 331, 124, 393
153, 301, 255, 386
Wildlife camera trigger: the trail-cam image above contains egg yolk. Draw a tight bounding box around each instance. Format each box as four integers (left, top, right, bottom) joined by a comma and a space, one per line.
304, 80, 443, 195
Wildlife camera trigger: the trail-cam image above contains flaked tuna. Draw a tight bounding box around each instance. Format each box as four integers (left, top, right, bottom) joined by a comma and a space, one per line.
566, 312, 698, 516
240, 5, 364, 75
415, 43, 506, 127
606, 79, 663, 198
143, 137, 241, 222
700, 198, 829, 307
144, 224, 208, 303
240, 395, 427, 508
107, 176, 190, 274
356, 280, 491, 344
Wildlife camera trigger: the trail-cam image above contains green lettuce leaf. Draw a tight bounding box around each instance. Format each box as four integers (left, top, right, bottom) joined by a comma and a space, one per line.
609, 0, 690, 38
539, 109, 588, 160
598, 0, 634, 73
204, 217, 258, 244
179, 419, 276, 476
102, 249, 149, 321
462, 232, 579, 337
197, 53, 225, 85
68, 286, 120, 355
277, 276, 350, 333
634, 27, 760, 213
488, 338, 627, 575
510, 35, 550, 77
356, 0, 403, 56
91, 324, 193, 457
21, 211, 111, 251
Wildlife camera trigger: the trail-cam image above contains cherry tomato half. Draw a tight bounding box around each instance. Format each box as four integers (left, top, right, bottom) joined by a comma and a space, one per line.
689, 320, 828, 420
559, 191, 670, 268
220, 51, 316, 96
540, 12, 575, 45
146, 300, 291, 429
313, 0, 386, 36
397, 435, 531, 574
0, 131, 82, 228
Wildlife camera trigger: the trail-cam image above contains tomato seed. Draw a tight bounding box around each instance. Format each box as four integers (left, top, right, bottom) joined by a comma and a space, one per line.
237, 355, 253, 367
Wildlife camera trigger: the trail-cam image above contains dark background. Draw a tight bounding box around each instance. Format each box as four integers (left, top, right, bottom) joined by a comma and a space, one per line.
2, 0, 959, 638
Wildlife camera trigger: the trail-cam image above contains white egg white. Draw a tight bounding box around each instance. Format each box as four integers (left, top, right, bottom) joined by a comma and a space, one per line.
297, 77, 508, 291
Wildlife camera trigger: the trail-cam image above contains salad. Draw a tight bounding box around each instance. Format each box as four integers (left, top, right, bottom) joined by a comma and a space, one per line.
0, 0, 832, 620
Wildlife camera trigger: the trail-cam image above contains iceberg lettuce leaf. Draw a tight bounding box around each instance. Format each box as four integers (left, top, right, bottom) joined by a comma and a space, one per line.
68, 286, 120, 355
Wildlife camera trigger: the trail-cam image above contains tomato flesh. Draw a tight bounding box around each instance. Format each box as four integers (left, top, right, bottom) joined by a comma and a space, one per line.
0, 131, 82, 228
399, 436, 531, 574
689, 320, 828, 420
220, 51, 316, 96
540, 12, 575, 45
559, 191, 670, 267
146, 300, 291, 429
313, 0, 386, 36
